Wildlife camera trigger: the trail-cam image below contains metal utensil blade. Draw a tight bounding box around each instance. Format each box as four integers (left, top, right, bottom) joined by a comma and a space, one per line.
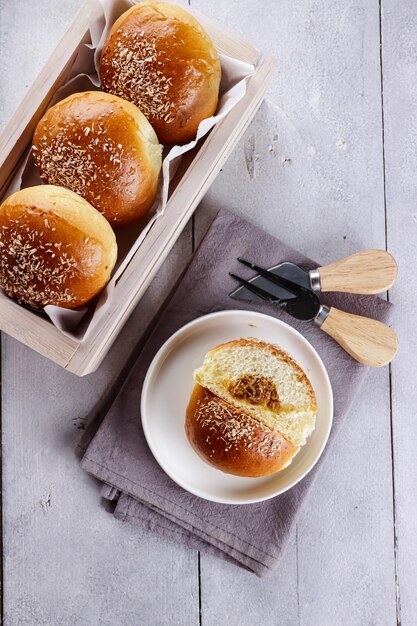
230, 261, 310, 302
229, 272, 320, 321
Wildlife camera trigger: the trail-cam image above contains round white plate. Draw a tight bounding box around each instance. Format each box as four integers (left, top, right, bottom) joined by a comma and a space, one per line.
141, 310, 333, 505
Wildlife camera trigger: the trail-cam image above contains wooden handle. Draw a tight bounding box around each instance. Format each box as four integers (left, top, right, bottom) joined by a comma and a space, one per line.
318, 250, 398, 294
320, 307, 398, 367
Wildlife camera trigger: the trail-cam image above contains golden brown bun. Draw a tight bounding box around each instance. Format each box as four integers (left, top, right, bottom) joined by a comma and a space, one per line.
0, 185, 117, 309
194, 338, 318, 447
33, 91, 162, 227
186, 338, 318, 478
186, 385, 299, 478
100, 1, 221, 144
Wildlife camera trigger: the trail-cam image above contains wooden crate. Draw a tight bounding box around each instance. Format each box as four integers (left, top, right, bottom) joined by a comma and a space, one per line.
0, 1, 275, 376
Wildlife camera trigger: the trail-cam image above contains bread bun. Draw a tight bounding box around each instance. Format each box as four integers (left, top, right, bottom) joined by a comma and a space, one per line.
33, 91, 162, 227
100, 1, 221, 144
186, 384, 298, 478
186, 338, 318, 477
0, 185, 117, 309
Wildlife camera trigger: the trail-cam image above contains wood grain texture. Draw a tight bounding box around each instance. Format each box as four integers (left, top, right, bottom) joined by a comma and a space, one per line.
1, 0, 413, 624
0, 2, 95, 196
1, 244, 199, 626
2, 335, 199, 626
192, 0, 397, 624
321, 306, 398, 367
382, 0, 417, 623
0, 2, 198, 625
0, 0, 273, 374
318, 249, 398, 294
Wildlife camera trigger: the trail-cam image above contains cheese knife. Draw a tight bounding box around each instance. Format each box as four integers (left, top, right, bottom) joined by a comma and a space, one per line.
229, 262, 398, 367
230, 250, 397, 302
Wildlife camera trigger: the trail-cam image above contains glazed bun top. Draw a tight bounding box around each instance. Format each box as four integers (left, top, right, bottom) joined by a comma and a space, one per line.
0, 185, 117, 309
186, 384, 298, 478
100, 1, 221, 144
33, 91, 162, 227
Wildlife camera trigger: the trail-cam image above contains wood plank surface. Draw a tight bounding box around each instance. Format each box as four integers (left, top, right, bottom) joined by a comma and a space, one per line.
0, 2, 198, 625
0, 0, 414, 624
382, 1, 417, 624
192, 1, 397, 625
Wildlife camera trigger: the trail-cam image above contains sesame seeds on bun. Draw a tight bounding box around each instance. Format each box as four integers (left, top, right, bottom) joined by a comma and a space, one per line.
0, 186, 117, 309
186, 385, 298, 478
100, 1, 221, 144
186, 339, 318, 477
33, 91, 162, 227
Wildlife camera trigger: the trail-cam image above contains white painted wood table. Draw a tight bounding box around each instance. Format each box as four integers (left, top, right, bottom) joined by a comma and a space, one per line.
0, 1, 414, 624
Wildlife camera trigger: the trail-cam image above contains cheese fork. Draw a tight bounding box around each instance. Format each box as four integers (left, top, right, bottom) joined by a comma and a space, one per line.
229, 266, 398, 368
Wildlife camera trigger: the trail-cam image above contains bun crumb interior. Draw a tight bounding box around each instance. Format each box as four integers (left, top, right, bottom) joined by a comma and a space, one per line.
194, 338, 318, 447
186, 338, 318, 477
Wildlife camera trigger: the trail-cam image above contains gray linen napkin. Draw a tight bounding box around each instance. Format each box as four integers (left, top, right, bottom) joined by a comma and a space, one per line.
78, 208, 393, 576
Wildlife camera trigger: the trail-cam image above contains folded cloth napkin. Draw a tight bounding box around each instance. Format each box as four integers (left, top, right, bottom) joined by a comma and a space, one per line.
78, 208, 393, 576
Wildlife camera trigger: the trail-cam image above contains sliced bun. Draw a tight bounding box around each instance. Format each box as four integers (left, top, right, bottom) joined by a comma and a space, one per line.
194, 339, 317, 447
0, 185, 117, 309
186, 338, 318, 478
33, 91, 162, 227
186, 384, 298, 478
100, 1, 221, 144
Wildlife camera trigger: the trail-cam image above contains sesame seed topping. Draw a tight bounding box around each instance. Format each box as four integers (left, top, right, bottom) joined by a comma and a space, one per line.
0, 216, 78, 308
102, 30, 175, 123
195, 392, 286, 458
33, 106, 127, 211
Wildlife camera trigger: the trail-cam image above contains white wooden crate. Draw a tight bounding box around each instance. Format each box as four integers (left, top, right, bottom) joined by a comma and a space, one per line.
0, 1, 275, 375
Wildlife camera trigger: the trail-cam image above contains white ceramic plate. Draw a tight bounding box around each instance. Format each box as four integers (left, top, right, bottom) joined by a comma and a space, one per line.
141, 310, 333, 505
